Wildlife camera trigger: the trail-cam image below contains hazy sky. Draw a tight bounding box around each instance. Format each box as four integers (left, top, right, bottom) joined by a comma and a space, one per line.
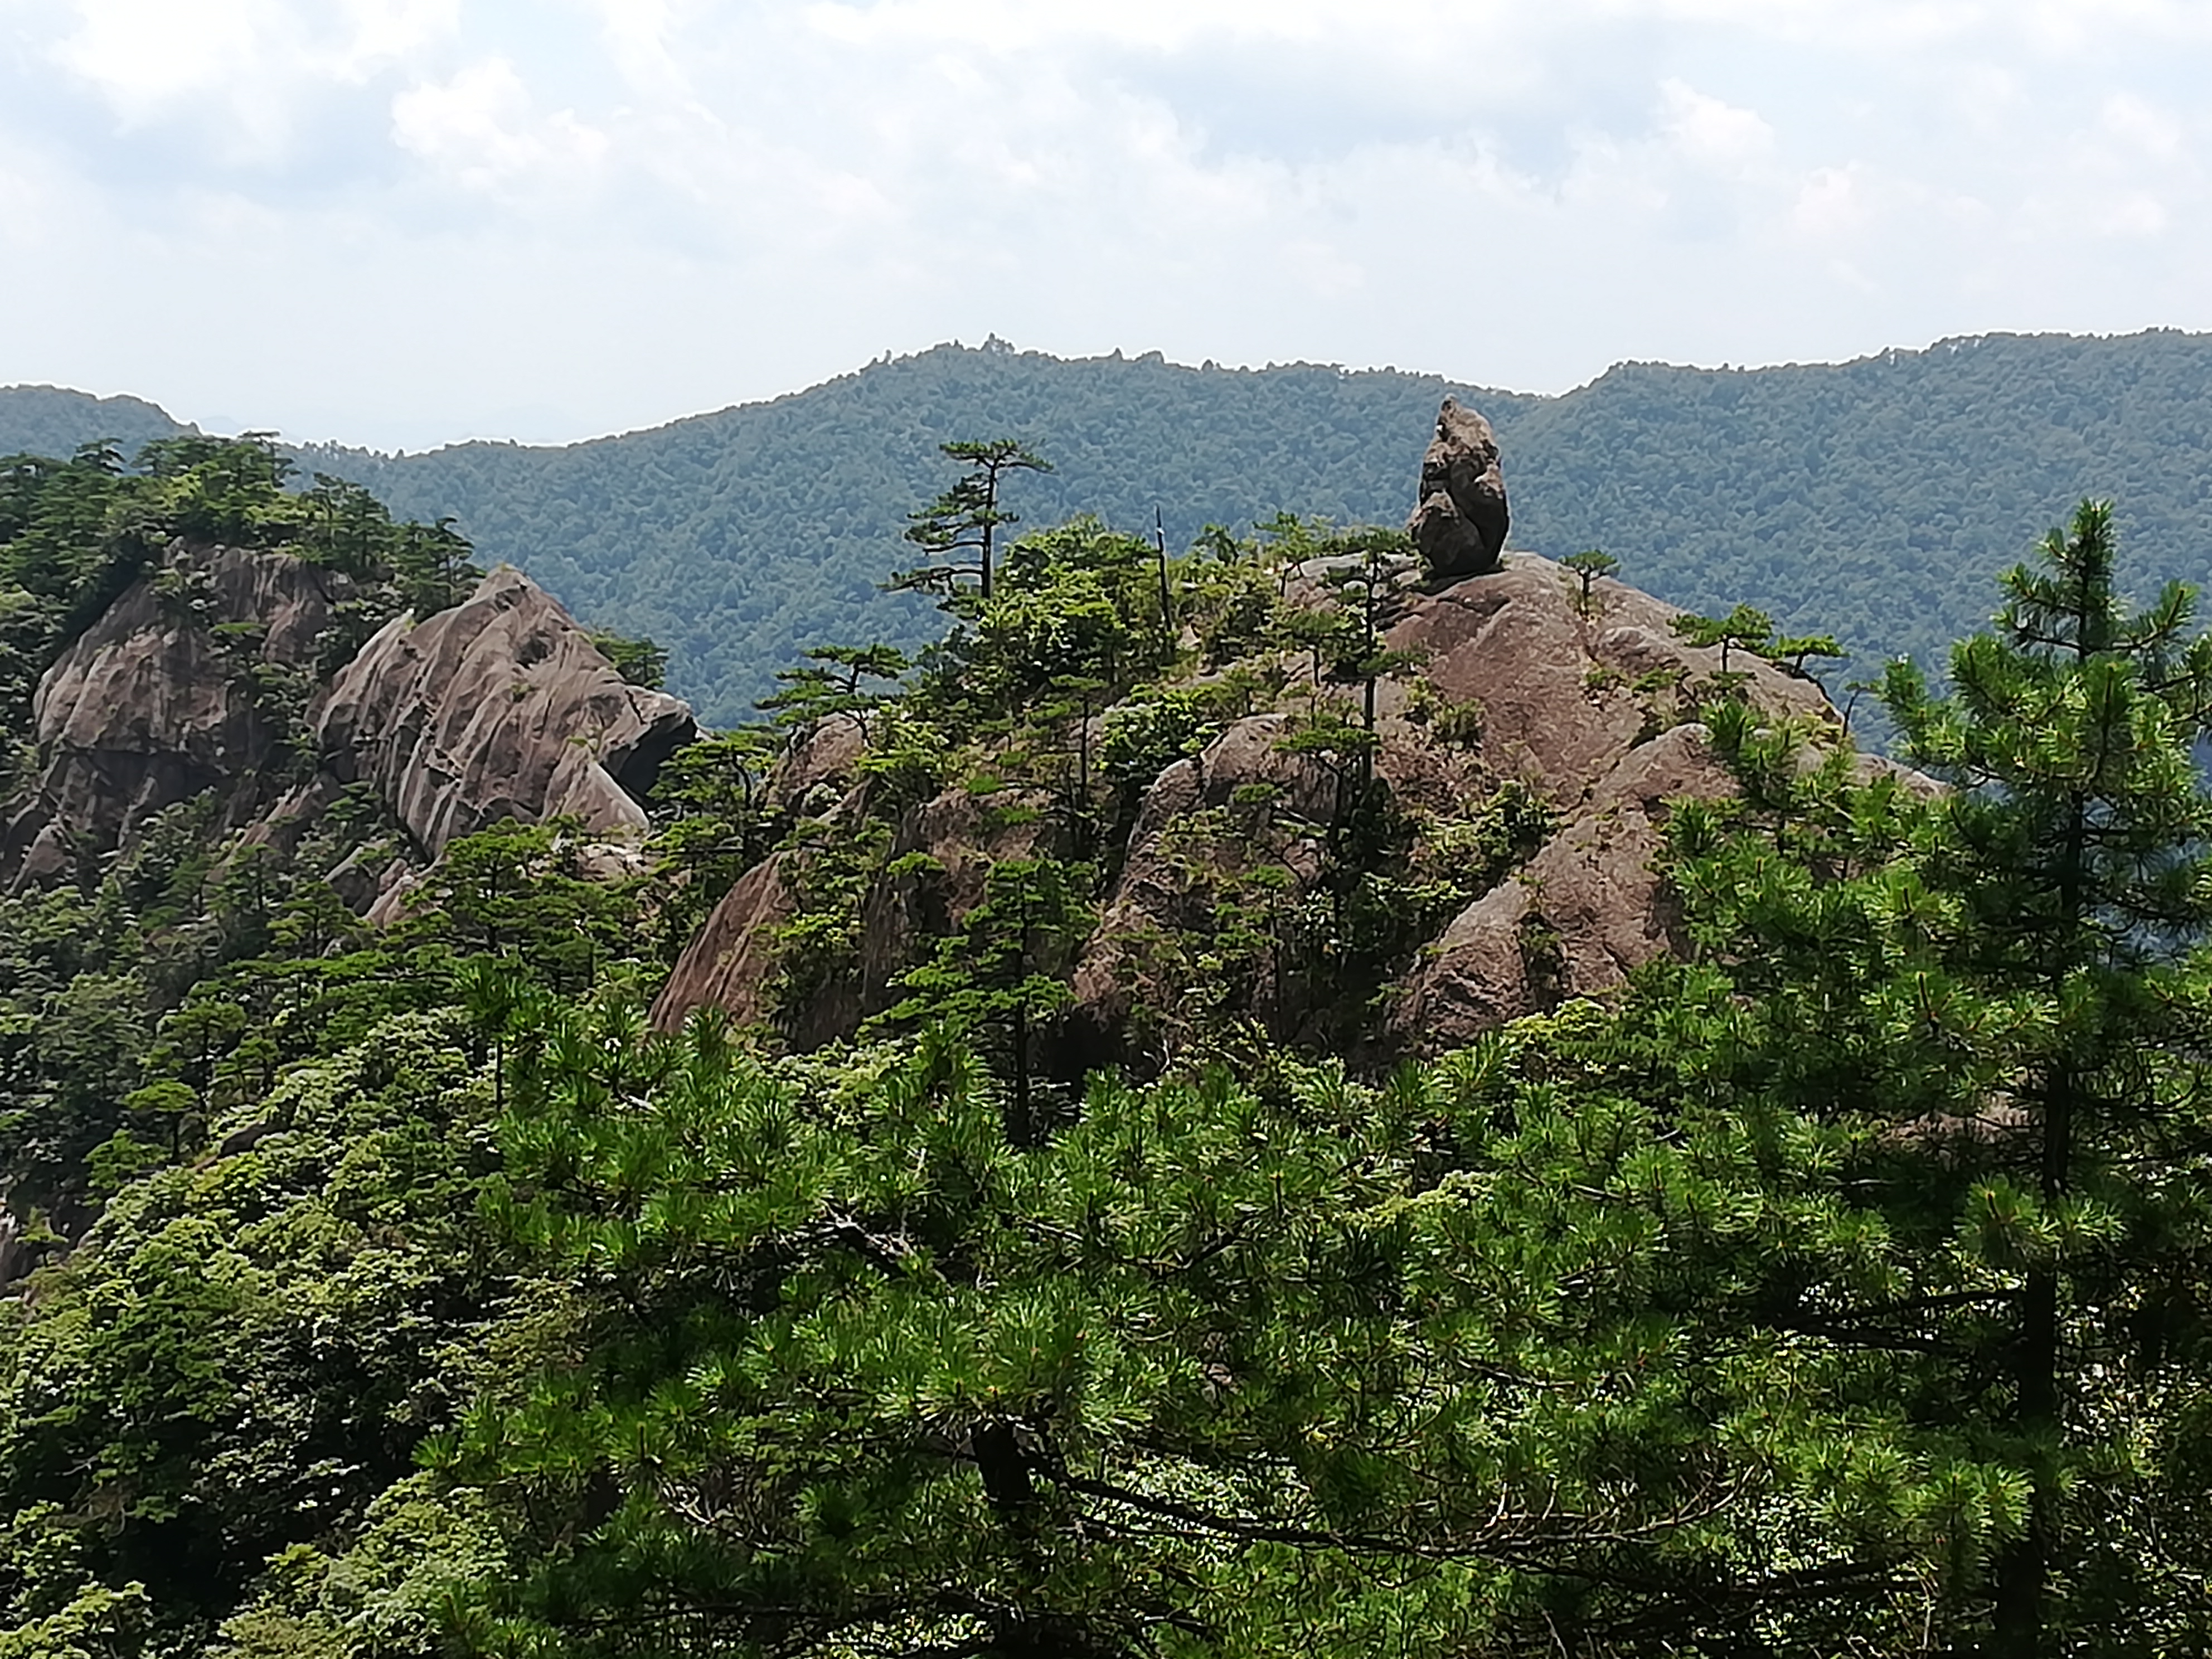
2, 0, 2209, 451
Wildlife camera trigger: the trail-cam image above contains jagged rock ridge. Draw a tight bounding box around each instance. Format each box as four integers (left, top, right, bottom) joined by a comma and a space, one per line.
2, 551, 695, 896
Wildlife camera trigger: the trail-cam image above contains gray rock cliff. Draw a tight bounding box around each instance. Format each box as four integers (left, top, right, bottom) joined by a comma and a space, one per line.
314, 565, 696, 863
3, 554, 697, 903
1, 541, 352, 889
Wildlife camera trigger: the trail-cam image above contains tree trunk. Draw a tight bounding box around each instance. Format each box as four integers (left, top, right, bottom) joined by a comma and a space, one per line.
1995, 804, 2087, 1656
1009, 1001, 1031, 1149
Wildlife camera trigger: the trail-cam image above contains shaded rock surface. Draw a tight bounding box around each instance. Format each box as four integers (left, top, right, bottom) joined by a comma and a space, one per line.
314, 565, 696, 862
1, 541, 353, 889
652, 758, 1051, 1037
653, 852, 808, 1037
1390, 723, 1736, 1042
1406, 397, 1509, 579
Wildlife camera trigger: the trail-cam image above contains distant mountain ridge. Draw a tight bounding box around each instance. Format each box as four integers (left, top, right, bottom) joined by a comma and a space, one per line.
9, 329, 2212, 727
0, 384, 196, 459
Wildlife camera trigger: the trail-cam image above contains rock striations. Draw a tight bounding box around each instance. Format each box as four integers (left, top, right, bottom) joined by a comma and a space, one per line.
3, 555, 693, 896
315, 565, 694, 861
1, 541, 353, 887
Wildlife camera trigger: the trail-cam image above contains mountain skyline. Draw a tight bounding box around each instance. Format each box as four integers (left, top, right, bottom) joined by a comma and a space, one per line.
5, 2, 2210, 453
9, 322, 2204, 459
13, 328, 2206, 737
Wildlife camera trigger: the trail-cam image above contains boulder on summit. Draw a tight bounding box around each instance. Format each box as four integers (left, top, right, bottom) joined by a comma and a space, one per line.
1406, 396, 1510, 580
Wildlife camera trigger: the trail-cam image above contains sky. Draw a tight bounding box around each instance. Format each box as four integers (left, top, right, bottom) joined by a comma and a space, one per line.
2, 0, 2210, 452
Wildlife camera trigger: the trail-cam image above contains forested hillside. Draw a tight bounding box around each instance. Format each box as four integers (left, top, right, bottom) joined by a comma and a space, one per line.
0, 386, 190, 463
3, 424, 2211, 1654
9, 331, 2211, 727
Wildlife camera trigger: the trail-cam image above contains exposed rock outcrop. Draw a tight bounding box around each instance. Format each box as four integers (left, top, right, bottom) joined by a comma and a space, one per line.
1, 542, 353, 889
1391, 723, 1735, 1041
652, 764, 1051, 1038
314, 566, 696, 862
1067, 552, 1839, 1058
651, 405, 1881, 1065
4, 552, 697, 908
660, 542, 1846, 1060
1405, 397, 1509, 580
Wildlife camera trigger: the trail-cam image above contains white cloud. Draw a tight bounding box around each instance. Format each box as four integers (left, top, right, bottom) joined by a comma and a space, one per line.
1657, 80, 1777, 176
2, 0, 2212, 447
391, 57, 608, 195
1790, 163, 1874, 242
43, 0, 458, 159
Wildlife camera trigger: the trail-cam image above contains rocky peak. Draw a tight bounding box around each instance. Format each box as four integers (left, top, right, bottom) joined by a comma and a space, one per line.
1, 540, 353, 889
314, 565, 695, 864
1406, 396, 1509, 580
653, 466, 1850, 1062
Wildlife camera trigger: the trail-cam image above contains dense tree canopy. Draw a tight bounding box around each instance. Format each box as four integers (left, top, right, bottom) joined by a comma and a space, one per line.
1, 414, 2210, 1656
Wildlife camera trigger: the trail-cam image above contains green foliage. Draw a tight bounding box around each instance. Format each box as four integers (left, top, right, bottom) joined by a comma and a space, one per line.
1098, 689, 1219, 788
640, 725, 783, 961
1642, 500, 2212, 1650
1559, 546, 1619, 615
0, 437, 485, 759
25, 336, 2212, 738
1401, 675, 1485, 747
765, 817, 896, 1036
0, 1010, 518, 1657
292, 350, 1540, 726
877, 856, 1092, 1145
583, 627, 668, 689
17, 377, 2212, 1659
1413, 780, 1553, 908
758, 642, 909, 737
463, 1014, 1887, 1657
1668, 600, 1774, 671
0, 806, 665, 1654
1764, 630, 1846, 677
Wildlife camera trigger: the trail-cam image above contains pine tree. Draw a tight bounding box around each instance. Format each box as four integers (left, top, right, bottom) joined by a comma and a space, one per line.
758, 642, 910, 738
1560, 547, 1619, 612
879, 855, 1090, 1147
1653, 499, 2212, 1652
1880, 499, 2212, 1652
892, 439, 1052, 605
1670, 601, 1774, 671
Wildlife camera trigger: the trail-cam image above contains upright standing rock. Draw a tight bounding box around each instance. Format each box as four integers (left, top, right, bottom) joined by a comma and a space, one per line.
1405, 397, 1509, 580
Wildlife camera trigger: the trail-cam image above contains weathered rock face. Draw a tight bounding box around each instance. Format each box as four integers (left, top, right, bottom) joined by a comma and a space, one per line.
314, 566, 696, 861
652, 851, 806, 1036
1, 542, 353, 889
1405, 397, 1509, 580
3, 552, 700, 904
1390, 723, 1736, 1042
652, 761, 1050, 1039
